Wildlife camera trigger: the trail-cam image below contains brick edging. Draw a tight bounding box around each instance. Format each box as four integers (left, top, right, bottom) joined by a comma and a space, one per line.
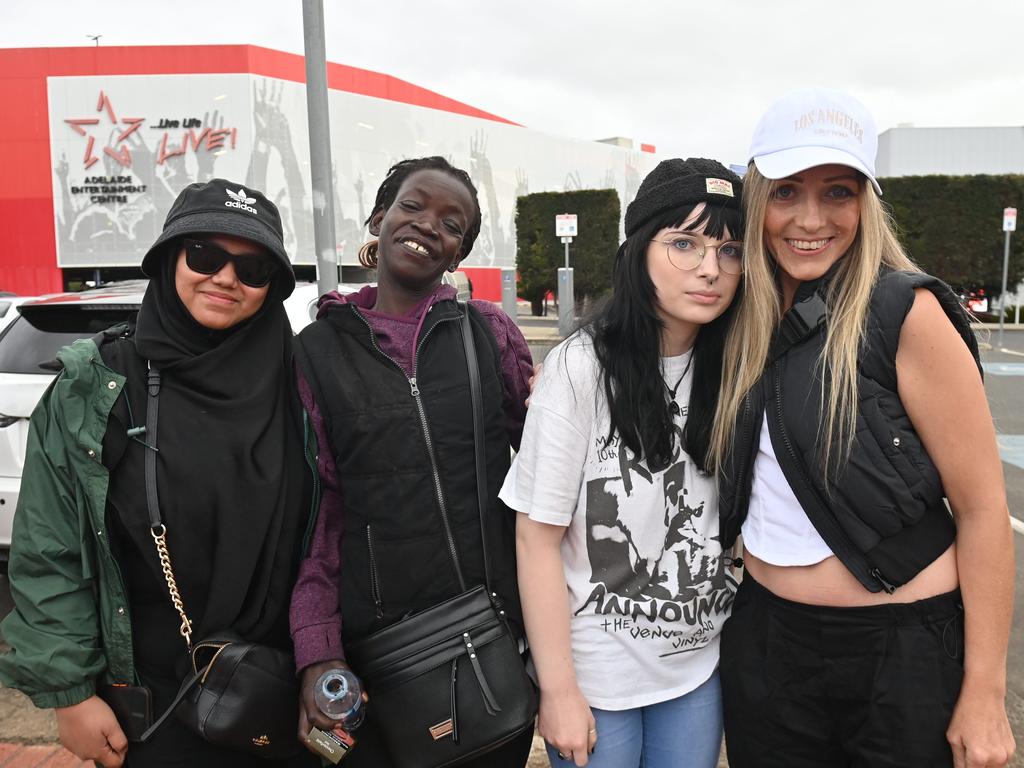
0, 742, 88, 767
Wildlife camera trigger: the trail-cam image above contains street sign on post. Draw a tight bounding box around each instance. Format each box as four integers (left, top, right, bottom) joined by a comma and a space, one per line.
1004, 207, 1017, 232
556, 214, 578, 270
555, 214, 578, 238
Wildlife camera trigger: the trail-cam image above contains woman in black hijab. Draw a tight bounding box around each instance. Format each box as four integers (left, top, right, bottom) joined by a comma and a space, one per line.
0, 180, 314, 767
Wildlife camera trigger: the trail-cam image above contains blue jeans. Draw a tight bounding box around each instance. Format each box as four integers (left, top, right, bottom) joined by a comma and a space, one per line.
545, 671, 722, 768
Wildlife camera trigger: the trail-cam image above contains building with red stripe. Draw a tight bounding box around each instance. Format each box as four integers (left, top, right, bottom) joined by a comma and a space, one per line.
0, 45, 656, 300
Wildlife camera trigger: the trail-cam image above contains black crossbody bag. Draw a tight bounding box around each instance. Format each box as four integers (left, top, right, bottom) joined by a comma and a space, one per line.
133, 364, 302, 759
344, 306, 538, 768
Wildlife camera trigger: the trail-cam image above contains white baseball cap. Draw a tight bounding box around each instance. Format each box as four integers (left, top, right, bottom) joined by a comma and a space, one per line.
748, 88, 882, 195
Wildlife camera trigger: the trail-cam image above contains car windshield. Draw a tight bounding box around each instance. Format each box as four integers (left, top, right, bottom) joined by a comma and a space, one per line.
0, 307, 138, 374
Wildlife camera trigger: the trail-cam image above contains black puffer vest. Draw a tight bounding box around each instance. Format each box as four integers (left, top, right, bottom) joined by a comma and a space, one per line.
295, 300, 522, 644
719, 269, 980, 593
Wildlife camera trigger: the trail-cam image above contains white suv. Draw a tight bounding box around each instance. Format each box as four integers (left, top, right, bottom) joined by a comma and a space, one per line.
0, 280, 360, 568
0, 282, 147, 567
0, 295, 36, 335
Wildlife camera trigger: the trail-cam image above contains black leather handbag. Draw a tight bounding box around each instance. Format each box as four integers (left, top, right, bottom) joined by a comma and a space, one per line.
136, 365, 301, 759
345, 306, 538, 768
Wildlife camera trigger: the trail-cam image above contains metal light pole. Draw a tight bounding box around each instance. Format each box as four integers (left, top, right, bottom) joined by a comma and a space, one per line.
558, 240, 574, 338
998, 230, 1012, 348
998, 207, 1017, 349
555, 214, 578, 338
302, 0, 339, 296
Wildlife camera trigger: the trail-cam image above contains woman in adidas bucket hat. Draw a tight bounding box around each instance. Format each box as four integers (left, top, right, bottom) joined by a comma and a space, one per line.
0, 179, 317, 767
712, 88, 1015, 767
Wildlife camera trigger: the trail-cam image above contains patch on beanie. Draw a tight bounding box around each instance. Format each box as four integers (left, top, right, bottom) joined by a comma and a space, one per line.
705, 178, 734, 197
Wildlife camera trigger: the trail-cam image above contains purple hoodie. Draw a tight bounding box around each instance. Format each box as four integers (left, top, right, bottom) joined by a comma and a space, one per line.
289, 284, 533, 670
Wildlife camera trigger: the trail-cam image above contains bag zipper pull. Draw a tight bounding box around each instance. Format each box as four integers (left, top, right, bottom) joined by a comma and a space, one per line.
449, 658, 460, 744
870, 568, 897, 594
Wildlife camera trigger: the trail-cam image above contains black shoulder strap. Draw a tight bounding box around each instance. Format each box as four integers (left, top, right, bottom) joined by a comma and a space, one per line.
770, 289, 827, 362
140, 666, 204, 742
144, 365, 162, 528
459, 302, 492, 591
137, 363, 178, 744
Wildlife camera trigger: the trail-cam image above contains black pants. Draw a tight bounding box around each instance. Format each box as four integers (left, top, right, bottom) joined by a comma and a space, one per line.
338, 715, 535, 768
721, 573, 964, 768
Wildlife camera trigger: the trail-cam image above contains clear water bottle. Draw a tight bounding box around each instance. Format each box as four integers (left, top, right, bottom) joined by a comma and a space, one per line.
313, 669, 365, 729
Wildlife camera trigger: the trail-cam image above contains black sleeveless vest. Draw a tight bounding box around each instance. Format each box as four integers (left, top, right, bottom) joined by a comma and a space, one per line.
295, 300, 522, 643
719, 269, 980, 593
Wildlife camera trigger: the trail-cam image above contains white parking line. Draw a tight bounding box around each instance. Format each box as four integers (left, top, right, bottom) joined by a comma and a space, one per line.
1013, 516, 1024, 536
983, 362, 1024, 376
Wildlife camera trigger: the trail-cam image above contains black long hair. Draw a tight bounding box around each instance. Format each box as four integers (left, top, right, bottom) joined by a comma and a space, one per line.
586, 202, 744, 473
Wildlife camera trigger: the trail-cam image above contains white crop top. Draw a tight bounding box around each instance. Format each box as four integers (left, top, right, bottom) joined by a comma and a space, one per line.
741, 414, 833, 566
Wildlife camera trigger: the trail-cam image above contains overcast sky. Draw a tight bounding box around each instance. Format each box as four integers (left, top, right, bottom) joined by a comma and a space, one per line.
3, 0, 1022, 165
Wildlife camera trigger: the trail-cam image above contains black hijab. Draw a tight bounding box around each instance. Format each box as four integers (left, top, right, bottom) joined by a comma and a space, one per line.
104, 247, 307, 648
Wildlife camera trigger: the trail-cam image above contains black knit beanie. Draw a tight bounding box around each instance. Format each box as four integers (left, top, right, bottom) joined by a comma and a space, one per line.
624, 158, 742, 236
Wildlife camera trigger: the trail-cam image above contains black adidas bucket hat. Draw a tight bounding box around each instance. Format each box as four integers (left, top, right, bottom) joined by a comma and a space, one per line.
141, 178, 295, 297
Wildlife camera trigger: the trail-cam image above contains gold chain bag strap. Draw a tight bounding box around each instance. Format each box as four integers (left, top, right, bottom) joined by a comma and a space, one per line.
138, 364, 301, 759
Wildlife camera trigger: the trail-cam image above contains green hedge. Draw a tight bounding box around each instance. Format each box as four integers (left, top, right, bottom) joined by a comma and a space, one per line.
512, 177, 1022, 307
515, 189, 620, 313
880, 174, 1024, 292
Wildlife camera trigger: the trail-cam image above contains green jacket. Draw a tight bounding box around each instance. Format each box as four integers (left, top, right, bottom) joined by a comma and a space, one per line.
0, 337, 319, 709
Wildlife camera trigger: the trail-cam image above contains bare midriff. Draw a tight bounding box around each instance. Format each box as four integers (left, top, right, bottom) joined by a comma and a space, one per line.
744, 543, 959, 606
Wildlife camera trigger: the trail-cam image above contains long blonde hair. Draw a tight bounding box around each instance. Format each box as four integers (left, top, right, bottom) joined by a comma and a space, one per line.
708, 166, 919, 476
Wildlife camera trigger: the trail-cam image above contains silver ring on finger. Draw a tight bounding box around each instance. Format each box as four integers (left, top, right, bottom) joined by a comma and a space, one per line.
557, 750, 572, 761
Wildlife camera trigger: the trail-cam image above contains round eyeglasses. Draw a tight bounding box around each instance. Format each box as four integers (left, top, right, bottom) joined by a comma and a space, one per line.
650, 234, 744, 275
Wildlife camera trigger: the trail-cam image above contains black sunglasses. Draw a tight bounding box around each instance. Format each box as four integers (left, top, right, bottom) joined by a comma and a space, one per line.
182, 238, 276, 288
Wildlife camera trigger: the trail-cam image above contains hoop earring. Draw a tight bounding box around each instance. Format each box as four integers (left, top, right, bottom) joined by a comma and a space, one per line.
447, 263, 458, 273
358, 240, 379, 269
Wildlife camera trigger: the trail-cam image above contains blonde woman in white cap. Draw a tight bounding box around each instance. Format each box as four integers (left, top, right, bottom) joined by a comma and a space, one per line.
711, 89, 1015, 768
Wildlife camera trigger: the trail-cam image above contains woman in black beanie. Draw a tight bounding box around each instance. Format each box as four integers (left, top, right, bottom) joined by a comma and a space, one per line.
502, 159, 744, 767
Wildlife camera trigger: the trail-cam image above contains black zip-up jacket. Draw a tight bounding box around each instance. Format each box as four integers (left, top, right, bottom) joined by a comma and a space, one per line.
294, 300, 522, 643
719, 269, 980, 593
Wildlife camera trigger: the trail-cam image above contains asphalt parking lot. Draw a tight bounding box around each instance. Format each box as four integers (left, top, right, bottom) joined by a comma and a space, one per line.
980, 329, 1024, 768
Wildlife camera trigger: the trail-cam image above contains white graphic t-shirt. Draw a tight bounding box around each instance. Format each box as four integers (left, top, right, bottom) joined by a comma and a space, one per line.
500, 334, 736, 710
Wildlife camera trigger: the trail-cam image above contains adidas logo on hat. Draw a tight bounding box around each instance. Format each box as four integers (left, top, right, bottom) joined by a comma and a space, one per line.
225, 187, 258, 215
